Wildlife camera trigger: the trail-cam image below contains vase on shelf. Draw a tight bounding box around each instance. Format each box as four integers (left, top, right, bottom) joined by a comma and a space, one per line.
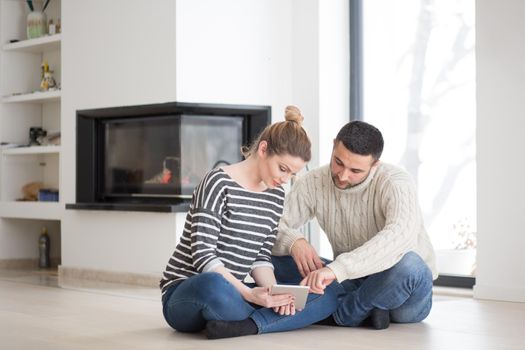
27, 11, 47, 39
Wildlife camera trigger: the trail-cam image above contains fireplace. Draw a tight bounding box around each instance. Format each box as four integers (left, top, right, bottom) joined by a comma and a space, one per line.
66, 102, 271, 212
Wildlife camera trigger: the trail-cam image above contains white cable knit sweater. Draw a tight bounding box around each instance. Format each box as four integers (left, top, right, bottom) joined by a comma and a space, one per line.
272, 163, 438, 282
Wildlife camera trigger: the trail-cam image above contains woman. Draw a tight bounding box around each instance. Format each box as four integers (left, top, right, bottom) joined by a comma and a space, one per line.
160, 106, 339, 339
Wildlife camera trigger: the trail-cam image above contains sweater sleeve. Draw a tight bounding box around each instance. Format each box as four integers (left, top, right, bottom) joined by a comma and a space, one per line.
272, 174, 316, 256
328, 176, 419, 281
251, 228, 277, 270
189, 172, 227, 273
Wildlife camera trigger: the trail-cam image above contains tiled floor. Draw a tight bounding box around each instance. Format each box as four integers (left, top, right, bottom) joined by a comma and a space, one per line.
1, 268, 524, 350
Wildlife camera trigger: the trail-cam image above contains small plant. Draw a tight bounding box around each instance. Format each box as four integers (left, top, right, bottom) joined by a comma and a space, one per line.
452, 218, 477, 250
26, 0, 52, 39
26, 0, 51, 12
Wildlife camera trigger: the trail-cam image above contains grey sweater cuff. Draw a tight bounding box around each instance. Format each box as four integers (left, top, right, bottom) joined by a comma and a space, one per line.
202, 258, 224, 273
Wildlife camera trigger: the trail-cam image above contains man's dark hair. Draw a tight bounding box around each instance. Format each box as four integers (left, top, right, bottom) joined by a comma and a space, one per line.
335, 121, 384, 160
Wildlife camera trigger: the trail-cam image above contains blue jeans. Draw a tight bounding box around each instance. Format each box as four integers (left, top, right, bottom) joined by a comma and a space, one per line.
162, 272, 339, 334
272, 251, 433, 326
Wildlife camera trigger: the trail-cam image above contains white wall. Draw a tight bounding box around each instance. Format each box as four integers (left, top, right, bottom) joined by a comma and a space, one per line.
318, 0, 349, 166
291, 0, 320, 168
175, 0, 293, 117
60, 0, 314, 276
175, 0, 348, 158
61, 0, 180, 274
474, 0, 525, 302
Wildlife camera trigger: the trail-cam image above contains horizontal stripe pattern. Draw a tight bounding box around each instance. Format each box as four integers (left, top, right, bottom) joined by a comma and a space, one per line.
160, 168, 285, 295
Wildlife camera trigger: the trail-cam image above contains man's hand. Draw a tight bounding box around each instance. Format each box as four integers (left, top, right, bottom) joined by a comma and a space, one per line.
300, 267, 336, 294
291, 238, 324, 277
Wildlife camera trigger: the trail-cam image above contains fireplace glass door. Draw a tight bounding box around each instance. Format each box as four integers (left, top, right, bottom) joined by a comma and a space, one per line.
102, 115, 243, 199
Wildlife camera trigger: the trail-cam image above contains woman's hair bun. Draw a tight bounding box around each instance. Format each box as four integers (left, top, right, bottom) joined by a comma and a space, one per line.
284, 105, 304, 125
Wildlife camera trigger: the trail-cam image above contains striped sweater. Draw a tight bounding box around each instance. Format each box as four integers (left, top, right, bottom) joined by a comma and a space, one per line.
160, 168, 285, 295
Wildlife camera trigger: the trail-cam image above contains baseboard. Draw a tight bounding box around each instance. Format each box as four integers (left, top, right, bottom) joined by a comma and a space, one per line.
434, 275, 475, 288
474, 284, 525, 303
0, 257, 60, 269
58, 266, 160, 288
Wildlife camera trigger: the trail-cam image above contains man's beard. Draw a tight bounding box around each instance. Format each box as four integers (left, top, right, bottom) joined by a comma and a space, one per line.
331, 174, 354, 189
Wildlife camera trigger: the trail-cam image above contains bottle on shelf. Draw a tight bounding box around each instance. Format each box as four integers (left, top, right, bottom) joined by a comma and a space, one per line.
48, 19, 56, 35
38, 227, 50, 268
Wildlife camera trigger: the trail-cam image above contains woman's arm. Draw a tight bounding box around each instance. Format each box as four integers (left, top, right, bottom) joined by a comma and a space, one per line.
252, 266, 297, 315
213, 266, 292, 308
251, 266, 277, 288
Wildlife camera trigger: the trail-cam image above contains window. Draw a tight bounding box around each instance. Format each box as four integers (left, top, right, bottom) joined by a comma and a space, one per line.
357, 0, 476, 282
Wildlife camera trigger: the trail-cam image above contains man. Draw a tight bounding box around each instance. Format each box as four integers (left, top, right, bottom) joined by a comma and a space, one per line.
272, 120, 437, 329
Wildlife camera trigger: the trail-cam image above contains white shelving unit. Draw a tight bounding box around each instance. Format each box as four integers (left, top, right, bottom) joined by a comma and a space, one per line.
0, 201, 62, 220
0, 4, 62, 204
2, 90, 61, 104
0, 0, 63, 261
2, 145, 60, 155
3, 33, 61, 53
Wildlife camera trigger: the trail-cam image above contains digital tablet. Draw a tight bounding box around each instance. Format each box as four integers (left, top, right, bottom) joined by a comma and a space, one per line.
270, 284, 309, 309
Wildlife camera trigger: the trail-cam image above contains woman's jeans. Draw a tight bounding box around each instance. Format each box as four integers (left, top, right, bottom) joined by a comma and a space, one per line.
162, 272, 339, 334
272, 251, 433, 326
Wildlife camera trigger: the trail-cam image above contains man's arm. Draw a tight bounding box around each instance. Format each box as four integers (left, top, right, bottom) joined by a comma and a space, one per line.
290, 239, 324, 277
328, 177, 420, 282
272, 175, 324, 277
300, 266, 336, 294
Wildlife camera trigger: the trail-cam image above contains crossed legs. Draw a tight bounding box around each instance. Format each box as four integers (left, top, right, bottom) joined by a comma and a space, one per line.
272, 251, 433, 328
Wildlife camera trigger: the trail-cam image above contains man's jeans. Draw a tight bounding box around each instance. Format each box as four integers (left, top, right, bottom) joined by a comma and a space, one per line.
272, 251, 433, 326
162, 272, 339, 334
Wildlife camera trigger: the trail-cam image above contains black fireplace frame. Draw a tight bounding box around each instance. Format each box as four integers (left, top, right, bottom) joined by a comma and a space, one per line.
66, 102, 271, 213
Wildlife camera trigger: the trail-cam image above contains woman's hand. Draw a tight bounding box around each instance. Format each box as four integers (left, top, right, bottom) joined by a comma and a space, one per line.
243, 286, 294, 308
273, 302, 298, 315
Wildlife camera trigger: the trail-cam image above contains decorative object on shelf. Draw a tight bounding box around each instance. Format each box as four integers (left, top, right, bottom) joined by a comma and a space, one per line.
19, 182, 44, 201
38, 227, 50, 268
38, 130, 61, 146
48, 19, 56, 35
26, 0, 52, 39
29, 127, 47, 146
38, 188, 59, 202
40, 61, 57, 91
27, 11, 46, 39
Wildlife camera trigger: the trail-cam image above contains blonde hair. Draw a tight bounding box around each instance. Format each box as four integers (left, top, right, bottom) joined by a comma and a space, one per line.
242, 105, 311, 162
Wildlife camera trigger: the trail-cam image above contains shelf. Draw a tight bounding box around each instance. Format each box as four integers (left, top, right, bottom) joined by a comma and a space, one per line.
3, 34, 61, 53
66, 201, 191, 213
0, 201, 62, 220
1, 145, 61, 156
1, 90, 61, 103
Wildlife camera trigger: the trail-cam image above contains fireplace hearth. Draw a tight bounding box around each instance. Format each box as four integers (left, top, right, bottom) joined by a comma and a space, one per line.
66, 102, 270, 213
